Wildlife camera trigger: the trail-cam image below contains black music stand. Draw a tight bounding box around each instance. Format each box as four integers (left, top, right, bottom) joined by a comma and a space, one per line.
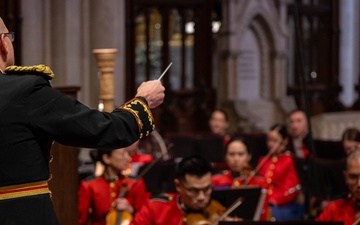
136, 159, 177, 195
211, 187, 266, 221
167, 132, 225, 163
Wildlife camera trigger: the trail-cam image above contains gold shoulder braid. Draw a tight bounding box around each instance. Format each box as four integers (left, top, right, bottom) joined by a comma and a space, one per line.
5, 64, 55, 80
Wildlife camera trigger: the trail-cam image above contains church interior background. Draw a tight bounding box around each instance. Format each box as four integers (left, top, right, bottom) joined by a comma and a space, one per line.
1, 0, 360, 224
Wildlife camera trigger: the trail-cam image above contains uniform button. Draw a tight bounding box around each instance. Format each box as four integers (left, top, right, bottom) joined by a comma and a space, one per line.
267, 171, 273, 177
270, 164, 275, 169
110, 183, 115, 188
234, 180, 240, 187
111, 192, 117, 198
272, 157, 278, 163
266, 178, 272, 184
268, 189, 273, 195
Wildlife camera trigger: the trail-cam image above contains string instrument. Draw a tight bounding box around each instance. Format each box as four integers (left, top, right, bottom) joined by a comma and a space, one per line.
353, 216, 360, 225
106, 130, 169, 225
106, 180, 132, 225
185, 197, 243, 225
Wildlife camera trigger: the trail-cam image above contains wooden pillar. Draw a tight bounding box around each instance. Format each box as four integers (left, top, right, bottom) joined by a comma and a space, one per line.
93, 48, 118, 112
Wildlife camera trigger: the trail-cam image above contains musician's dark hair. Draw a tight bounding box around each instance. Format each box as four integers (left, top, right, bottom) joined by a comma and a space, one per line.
287, 109, 306, 118
269, 123, 289, 140
175, 155, 212, 181
342, 128, 360, 142
225, 136, 250, 155
211, 108, 229, 122
97, 149, 115, 165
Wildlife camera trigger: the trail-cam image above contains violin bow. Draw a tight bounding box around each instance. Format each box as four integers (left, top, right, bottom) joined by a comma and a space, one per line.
136, 153, 163, 181
135, 129, 169, 180
209, 197, 244, 225
115, 180, 128, 225
243, 151, 273, 186
242, 140, 285, 186
352, 216, 360, 225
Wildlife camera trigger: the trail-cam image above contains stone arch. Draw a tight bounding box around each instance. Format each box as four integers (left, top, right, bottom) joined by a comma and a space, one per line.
216, 0, 288, 132
228, 1, 287, 100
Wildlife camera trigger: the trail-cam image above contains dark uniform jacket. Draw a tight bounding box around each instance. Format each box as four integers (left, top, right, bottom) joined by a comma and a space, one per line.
0, 66, 155, 225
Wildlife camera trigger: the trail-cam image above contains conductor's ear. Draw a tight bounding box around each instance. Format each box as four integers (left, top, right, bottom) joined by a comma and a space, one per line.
0, 34, 9, 55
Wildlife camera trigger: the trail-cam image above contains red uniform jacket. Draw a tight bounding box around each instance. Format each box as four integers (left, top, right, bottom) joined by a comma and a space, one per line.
131, 152, 153, 163
130, 194, 224, 225
257, 152, 300, 206
212, 170, 266, 188
78, 175, 148, 225
316, 198, 360, 225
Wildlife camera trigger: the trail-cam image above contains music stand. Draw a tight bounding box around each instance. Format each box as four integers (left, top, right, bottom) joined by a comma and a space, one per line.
167, 132, 225, 163
136, 160, 177, 195
211, 187, 266, 221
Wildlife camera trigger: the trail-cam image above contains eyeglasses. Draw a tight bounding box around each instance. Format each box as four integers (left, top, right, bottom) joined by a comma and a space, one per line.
1, 32, 15, 42
180, 182, 212, 196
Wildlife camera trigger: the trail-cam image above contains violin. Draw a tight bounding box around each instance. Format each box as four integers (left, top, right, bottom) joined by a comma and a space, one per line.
106, 180, 133, 225
185, 197, 243, 225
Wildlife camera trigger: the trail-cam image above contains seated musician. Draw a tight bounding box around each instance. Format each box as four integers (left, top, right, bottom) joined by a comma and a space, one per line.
287, 110, 311, 158
209, 109, 231, 145
257, 123, 303, 221
78, 147, 149, 225
316, 149, 360, 225
342, 128, 360, 155
212, 137, 268, 220
130, 155, 235, 225
212, 137, 265, 188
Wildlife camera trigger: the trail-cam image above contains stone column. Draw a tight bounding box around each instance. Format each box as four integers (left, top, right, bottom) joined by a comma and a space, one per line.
339, 0, 358, 107
89, 0, 126, 108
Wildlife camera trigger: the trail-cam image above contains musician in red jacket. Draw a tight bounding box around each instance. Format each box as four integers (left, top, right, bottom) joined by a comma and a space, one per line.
257, 123, 303, 221
130, 155, 227, 225
211, 137, 269, 220
316, 149, 360, 225
208, 109, 231, 145
212, 137, 266, 188
78, 147, 149, 225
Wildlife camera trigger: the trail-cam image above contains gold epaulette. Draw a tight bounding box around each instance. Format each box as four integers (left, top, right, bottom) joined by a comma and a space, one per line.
5, 64, 55, 80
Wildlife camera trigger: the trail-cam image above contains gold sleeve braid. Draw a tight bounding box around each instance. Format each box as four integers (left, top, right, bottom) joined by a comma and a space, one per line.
120, 97, 155, 139
5, 64, 55, 80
